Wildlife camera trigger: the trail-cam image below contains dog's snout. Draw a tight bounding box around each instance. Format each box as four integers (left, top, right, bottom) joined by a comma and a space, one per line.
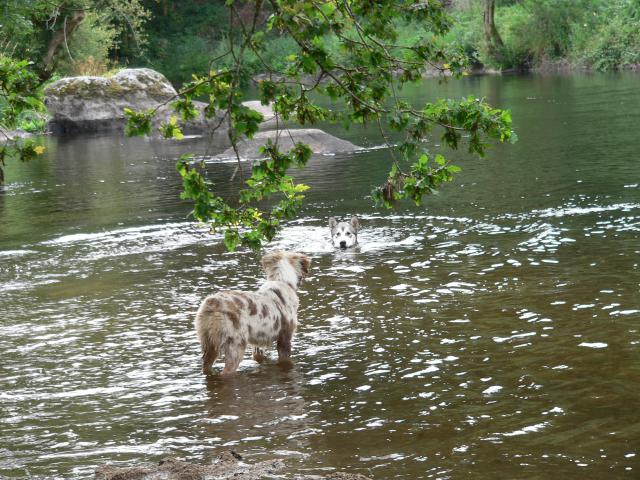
339, 241, 347, 248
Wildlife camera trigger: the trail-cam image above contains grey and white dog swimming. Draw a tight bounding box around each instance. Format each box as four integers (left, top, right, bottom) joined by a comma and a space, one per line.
329, 216, 360, 249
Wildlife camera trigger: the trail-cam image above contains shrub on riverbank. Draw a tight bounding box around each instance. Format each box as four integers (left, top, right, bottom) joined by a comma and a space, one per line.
570, 2, 640, 70
447, 0, 640, 72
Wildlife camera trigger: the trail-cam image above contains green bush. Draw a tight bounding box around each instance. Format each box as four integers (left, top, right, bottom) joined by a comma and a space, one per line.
154, 35, 218, 85
56, 13, 120, 76
446, 0, 640, 71
572, 3, 640, 70
0, 56, 44, 128
16, 110, 47, 133
211, 34, 300, 79
445, 5, 484, 65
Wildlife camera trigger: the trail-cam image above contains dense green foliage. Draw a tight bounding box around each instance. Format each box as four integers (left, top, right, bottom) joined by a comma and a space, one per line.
134, 0, 640, 80
2, 1, 640, 85
449, 0, 640, 70
0, 0, 148, 79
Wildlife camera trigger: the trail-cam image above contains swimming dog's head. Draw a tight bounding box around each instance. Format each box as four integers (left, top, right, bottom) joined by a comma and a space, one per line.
329, 216, 360, 249
262, 251, 311, 288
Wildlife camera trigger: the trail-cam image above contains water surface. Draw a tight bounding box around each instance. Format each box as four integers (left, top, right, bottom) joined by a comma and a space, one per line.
1, 73, 639, 478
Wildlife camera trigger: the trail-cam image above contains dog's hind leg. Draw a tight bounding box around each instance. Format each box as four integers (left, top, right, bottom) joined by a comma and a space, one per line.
195, 304, 224, 375
202, 344, 218, 375
221, 339, 246, 375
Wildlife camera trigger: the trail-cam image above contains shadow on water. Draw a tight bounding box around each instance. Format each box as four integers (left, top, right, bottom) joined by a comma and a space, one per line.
1, 73, 639, 478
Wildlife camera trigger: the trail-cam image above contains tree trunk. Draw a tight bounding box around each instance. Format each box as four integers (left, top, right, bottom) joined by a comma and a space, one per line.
161, 0, 170, 17
483, 0, 505, 64
40, 9, 86, 80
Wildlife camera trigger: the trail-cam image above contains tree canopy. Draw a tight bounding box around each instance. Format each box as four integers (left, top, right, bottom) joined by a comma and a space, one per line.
0, 0, 148, 80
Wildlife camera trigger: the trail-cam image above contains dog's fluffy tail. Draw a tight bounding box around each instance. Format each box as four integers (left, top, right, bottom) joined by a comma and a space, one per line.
195, 297, 226, 375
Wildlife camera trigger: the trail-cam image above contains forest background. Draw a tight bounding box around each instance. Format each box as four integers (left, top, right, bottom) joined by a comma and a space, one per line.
2, 0, 640, 90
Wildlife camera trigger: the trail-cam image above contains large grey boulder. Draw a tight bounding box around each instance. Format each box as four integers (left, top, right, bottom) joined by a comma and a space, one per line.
217, 128, 362, 159
44, 68, 218, 135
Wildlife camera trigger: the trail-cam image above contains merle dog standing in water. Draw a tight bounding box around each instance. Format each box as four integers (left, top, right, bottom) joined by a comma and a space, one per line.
195, 251, 311, 375
329, 216, 360, 249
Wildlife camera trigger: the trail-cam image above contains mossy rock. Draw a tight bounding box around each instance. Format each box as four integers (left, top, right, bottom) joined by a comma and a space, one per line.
44, 68, 180, 134
45, 68, 175, 101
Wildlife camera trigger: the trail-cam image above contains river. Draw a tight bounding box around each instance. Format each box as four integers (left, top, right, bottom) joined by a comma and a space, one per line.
1, 73, 639, 478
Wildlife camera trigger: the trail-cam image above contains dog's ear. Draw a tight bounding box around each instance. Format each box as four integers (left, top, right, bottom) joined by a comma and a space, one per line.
350, 215, 360, 231
261, 251, 283, 278
329, 217, 338, 230
298, 254, 311, 277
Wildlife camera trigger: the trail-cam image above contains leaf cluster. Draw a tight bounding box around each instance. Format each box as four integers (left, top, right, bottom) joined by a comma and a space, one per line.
0, 56, 47, 183
0, 57, 44, 128
125, 0, 516, 251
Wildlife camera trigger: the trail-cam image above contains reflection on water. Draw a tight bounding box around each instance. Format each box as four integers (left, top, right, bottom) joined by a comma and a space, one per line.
1, 73, 640, 478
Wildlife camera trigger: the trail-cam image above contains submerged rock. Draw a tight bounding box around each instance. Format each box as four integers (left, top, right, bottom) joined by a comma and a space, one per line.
44, 68, 218, 135
95, 451, 284, 480
94, 451, 374, 480
217, 128, 362, 159
327, 473, 374, 480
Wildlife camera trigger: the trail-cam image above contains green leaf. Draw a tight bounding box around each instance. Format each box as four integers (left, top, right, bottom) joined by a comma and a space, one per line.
293, 183, 310, 192
160, 116, 185, 140
124, 108, 153, 137
224, 230, 241, 252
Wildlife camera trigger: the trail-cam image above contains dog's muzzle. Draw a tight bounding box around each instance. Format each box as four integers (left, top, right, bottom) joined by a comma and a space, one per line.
339, 241, 347, 249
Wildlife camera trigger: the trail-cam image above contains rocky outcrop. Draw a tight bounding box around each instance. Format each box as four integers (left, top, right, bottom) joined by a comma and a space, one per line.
217, 128, 362, 159
44, 68, 218, 135
43, 68, 362, 156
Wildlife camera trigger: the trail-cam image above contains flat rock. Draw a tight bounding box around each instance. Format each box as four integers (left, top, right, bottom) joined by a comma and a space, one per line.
241, 100, 278, 130
217, 128, 361, 159
0, 128, 36, 142
43, 69, 354, 145
242, 100, 276, 124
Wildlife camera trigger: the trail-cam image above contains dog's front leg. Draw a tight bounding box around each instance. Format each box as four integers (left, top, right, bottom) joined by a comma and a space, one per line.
276, 330, 292, 363
253, 346, 267, 363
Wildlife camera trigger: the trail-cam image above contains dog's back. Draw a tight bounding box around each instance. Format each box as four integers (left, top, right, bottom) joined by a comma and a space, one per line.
195, 251, 311, 376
